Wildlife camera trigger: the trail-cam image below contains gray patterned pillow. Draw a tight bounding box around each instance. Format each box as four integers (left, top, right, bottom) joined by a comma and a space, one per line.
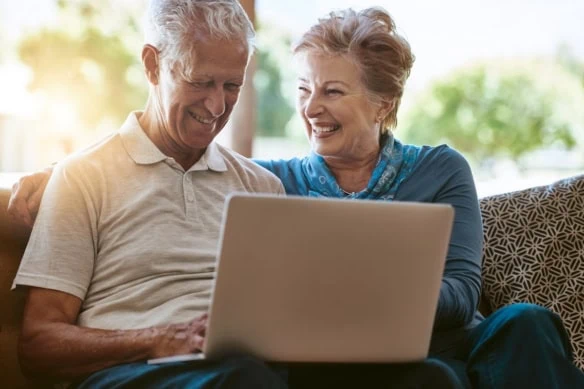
479, 174, 584, 370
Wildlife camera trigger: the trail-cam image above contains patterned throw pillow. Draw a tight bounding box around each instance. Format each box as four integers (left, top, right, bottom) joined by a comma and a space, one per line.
479, 174, 584, 370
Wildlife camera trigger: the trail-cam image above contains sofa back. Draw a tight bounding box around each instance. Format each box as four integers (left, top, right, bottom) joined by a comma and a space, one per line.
479, 174, 584, 370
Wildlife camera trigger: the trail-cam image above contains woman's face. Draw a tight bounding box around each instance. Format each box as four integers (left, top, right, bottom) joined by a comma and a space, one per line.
296, 52, 383, 161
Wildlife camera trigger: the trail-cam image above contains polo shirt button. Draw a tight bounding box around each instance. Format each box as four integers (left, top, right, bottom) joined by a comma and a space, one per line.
187, 195, 194, 202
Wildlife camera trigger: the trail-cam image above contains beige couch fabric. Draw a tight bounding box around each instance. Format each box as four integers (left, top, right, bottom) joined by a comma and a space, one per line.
480, 174, 584, 370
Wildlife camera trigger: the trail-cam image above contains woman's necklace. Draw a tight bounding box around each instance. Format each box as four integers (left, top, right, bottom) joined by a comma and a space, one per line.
340, 187, 358, 197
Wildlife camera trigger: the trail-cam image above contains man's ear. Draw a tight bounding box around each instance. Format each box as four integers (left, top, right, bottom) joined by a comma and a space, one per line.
142, 44, 160, 85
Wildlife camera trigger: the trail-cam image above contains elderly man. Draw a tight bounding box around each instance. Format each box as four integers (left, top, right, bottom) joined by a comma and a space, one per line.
12, 0, 286, 387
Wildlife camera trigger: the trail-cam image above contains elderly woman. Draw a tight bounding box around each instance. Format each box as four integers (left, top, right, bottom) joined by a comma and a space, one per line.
9, 6, 584, 389
254, 8, 583, 389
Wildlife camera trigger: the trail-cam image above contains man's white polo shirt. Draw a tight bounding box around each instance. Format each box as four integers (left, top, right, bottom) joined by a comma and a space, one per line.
13, 112, 284, 330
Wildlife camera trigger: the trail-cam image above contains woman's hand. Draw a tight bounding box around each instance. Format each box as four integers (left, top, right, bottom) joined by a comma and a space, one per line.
7, 167, 53, 227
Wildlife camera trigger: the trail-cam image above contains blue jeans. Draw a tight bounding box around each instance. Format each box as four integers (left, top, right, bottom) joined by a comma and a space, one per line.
76, 355, 288, 389
76, 356, 464, 389
76, 303, 582, 389
440, 303, 584, 389
286, 358, 465, 388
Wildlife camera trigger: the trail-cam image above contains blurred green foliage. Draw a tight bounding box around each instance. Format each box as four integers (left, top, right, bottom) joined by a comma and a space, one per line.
255, 48, 295, 137
15, 0, 584, 167
19, 28, 146, 129
556, 44, 584, 88
17, 0, 147, 130
401, 60, 584, 165
17, 1, 296, 136
255, 22, 295, 137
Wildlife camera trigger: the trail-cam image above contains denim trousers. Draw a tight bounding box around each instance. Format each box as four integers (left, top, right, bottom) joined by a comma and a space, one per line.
438, 303, 584, 389
76, 303, 584, 389
76, 356, 465, 389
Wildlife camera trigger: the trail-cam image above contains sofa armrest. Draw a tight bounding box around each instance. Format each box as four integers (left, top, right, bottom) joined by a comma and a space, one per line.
0, 186, 36, 388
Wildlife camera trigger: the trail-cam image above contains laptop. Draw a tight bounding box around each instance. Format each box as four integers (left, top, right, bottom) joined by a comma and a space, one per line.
148, 193, 454, 364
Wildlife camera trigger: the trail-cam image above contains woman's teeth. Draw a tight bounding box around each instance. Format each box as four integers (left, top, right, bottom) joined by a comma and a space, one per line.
313, 125, 340, 134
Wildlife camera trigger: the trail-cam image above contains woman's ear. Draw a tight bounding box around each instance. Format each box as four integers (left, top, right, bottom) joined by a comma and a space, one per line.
142, 44, 160, 85
377, 98, 396, 122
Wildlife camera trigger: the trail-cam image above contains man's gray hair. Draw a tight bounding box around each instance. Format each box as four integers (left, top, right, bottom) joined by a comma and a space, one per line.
144, 0, 255, 79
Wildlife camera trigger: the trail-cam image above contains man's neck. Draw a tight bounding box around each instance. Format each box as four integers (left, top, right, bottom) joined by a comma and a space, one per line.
139, 104, 205, 171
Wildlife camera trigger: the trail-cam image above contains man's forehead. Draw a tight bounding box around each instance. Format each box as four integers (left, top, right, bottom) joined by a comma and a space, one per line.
176, 61, 247, 83
185, 69, 245, 80
180, 39, 249, 78
186, 30, 245, 49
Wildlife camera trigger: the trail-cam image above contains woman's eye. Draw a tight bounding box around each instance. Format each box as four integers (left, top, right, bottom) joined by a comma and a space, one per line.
298, 86, 310, 93
326, 89, 342, 95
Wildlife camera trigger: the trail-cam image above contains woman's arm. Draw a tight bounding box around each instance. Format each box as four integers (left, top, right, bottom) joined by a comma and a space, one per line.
7, 168, 53, 226
7, 133, 117, 226
432, 149, 483, 330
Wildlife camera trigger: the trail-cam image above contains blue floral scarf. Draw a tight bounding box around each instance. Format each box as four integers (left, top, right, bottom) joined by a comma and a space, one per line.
306, 134, 420, 200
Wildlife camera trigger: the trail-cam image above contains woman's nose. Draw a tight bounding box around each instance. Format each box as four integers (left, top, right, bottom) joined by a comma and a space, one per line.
304, 94, 324, 118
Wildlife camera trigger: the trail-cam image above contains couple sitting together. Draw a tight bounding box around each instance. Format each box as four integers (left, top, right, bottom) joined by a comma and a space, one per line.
9, 0, 584, 388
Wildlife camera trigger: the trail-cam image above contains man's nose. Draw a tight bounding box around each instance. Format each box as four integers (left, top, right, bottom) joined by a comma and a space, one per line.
204, 87, 226, 117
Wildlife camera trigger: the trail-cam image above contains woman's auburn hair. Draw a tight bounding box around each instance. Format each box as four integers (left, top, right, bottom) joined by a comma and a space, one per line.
293, 7, 415, 133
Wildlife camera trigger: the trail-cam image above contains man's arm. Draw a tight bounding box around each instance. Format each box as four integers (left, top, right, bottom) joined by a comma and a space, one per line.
7, 168, 53, 227
20, 287, 207, 381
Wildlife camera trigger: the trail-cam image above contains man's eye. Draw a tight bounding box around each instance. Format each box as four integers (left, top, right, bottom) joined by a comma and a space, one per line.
298, 86, 310, 93
190, 81, 211, 88
225, 83, 242, 92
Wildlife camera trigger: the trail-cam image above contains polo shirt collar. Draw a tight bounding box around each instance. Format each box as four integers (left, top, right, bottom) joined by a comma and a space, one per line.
119, 111, 227, 172
191, 140, 228, 172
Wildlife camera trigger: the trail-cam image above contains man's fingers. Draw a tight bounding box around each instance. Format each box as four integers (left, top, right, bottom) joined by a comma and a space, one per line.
195, 313, 209, 322
197, 325, 207, 337
192, 334, 205, 351
172, 323, 189, 331
188, 317, 208, 338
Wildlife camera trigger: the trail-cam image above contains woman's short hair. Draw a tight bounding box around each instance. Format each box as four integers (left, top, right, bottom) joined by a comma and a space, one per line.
144, 0, 255, 80
293, 7, 414, 133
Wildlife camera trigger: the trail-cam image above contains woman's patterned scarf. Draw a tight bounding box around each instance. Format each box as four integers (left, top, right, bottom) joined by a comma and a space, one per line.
306, 134, 421, 200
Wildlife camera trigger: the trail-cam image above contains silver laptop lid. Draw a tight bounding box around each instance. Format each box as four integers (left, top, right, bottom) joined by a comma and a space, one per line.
204, 193, 454, 363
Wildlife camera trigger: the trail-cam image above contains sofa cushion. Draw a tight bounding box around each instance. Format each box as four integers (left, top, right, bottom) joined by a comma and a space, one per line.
480, 174, 584, 370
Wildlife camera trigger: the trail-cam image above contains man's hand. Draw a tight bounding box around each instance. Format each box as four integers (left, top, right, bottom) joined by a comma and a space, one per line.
7, 168, 53, 227
20, 287, 210, 380
149, 314, 209, 358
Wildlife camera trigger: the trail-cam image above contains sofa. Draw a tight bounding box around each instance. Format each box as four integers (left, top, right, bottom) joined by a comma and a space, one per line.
478, 174, 584, 370
1, 185, 35, 388
1, 174, 583, 386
